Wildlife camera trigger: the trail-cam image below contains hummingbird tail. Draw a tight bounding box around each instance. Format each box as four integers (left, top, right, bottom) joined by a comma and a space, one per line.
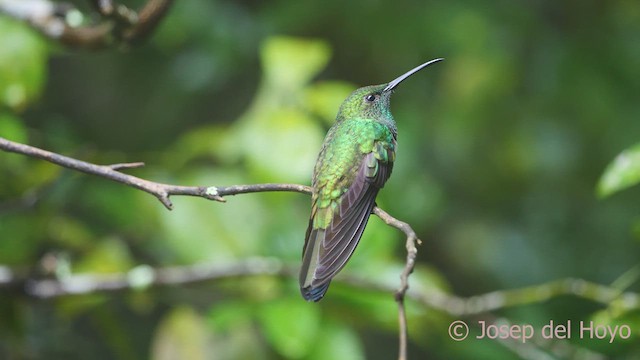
299, 226, 332, 302
301, 282, 331, 302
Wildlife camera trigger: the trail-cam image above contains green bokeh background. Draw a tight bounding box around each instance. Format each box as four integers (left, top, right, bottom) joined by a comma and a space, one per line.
1, 1, 640, 359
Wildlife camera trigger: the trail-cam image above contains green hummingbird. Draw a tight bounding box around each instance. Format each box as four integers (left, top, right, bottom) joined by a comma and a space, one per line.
300, 58, 443, 301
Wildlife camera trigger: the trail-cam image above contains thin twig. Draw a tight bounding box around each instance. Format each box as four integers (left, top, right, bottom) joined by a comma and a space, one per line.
419, 277, 640, 316
91, 0, 115, 16
107, 162, 146, 170
123, 0, 174, 44
373, 207, 421, 360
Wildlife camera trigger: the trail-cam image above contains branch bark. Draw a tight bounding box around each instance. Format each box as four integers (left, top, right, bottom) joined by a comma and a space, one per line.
2, 257, 637, 315
0, 137, 313, 209
0, 135, 421, 359
373, 207, 421, 360
0, 0, 174, 49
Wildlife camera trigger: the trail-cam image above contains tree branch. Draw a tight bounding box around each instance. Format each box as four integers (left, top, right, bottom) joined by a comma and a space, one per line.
2, 257, 638, 315
0, 135, 421, 358
1, 136, 274, 209
1, 252, 637, 360
0, 258, 289, 298
0, 0, 174, 49
373, 207, 421, 360
418, 277, 640, 317
122, 0, 174, 44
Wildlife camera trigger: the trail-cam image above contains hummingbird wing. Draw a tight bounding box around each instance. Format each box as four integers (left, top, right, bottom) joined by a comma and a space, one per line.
300, 139, 395, 301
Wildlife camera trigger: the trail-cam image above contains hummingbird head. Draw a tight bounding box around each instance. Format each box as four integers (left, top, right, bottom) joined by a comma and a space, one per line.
336, 58, 444, 123
336, 84, 393, 122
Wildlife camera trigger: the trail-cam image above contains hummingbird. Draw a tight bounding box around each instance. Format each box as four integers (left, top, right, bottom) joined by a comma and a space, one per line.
299, 58, 443, 301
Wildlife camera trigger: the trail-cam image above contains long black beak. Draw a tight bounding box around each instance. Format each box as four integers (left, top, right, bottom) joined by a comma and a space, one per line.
383, 58, 444, 92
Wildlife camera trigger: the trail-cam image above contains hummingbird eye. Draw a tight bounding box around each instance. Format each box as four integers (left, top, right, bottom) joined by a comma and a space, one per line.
364, 94, 378, 103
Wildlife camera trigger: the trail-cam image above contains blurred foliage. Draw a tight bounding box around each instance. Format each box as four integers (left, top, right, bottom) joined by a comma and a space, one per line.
599, 143, 640, 198
1, 0, 640, 359
0, 17, 47, 111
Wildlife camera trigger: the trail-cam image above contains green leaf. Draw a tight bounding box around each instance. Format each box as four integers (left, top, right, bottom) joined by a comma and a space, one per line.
214, 36, 331, 183
48, 215, 95, 250
258, 298, 321, 359
243, 109, 324, 183
411, 264, 452, 297
598, 143, 640, 198
309, 321, 364, 360
81, 181, 144, 230
207, 302, 269, 360
157, 168, 268, 263
332, 284, 398, 329
0, 112, 27, 142
0, 213, 44, 264
0, 17, 48, 111
73, 237, 134, 273
261, 37, 331, 90
633, 219, 640, 241
151, 307, 213, 360
305, 81, 355, 125
208, 302, 255, 330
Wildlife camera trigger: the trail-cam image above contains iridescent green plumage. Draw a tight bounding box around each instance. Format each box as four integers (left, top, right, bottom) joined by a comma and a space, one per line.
300, 59, 443, 301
